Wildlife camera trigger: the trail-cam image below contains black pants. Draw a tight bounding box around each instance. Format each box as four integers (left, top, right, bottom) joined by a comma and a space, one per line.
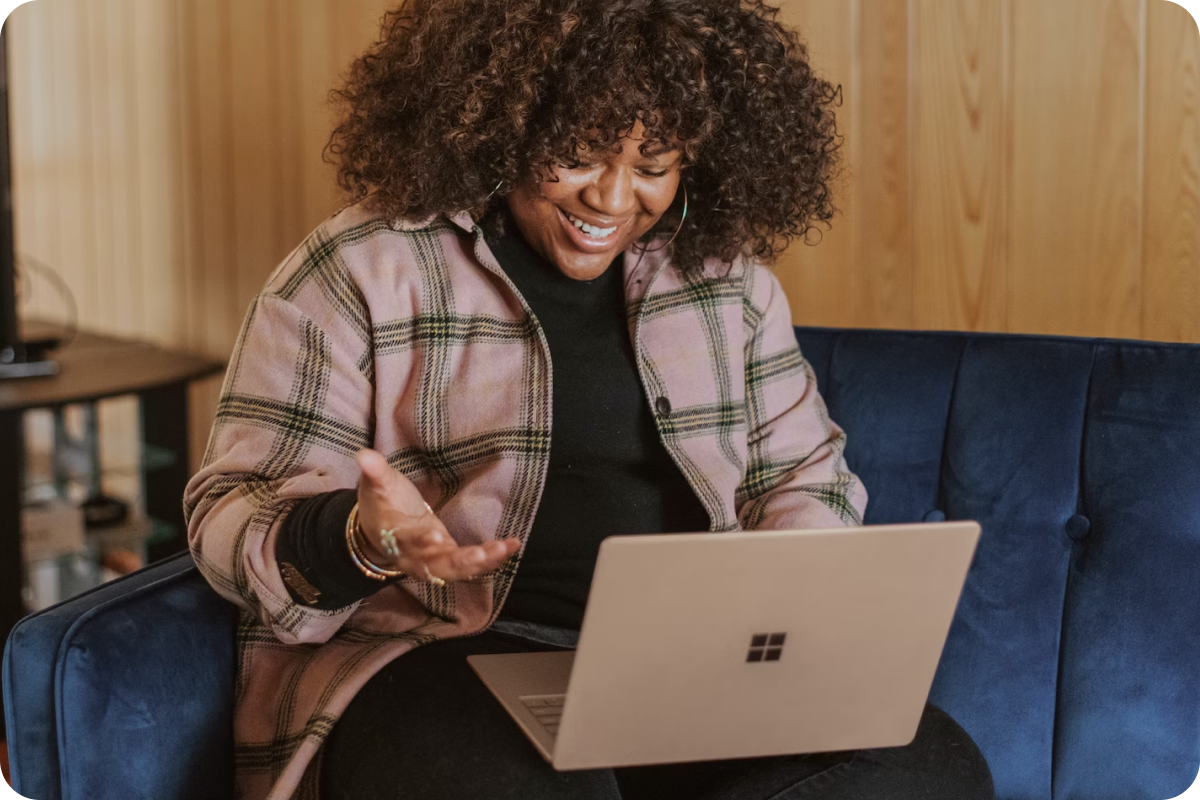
320, 630, 994, 800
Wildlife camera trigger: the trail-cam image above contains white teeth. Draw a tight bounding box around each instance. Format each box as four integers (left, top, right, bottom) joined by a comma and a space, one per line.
566, 212, 617, 239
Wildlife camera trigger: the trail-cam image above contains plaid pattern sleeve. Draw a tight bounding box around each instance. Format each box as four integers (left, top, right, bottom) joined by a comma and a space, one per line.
182, 286, 377, 645
735, 265, 868, 530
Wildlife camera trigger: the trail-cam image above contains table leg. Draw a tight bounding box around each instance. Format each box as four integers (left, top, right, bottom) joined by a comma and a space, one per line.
0, 408, 25, 737
139, 383, 191, 564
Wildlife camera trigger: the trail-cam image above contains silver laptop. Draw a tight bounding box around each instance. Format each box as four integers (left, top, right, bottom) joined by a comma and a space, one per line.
468, 521, 980, 771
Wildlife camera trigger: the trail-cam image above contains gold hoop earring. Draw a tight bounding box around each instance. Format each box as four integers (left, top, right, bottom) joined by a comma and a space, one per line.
640, 183, 688, 253
485, 180, 505, 203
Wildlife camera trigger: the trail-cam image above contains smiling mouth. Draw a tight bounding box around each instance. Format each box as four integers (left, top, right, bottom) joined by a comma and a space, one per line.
563, 211, 618, 239
555, 205, 626, 249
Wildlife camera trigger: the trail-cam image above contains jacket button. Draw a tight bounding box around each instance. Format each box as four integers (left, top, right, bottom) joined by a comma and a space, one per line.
655, 396, 671, 416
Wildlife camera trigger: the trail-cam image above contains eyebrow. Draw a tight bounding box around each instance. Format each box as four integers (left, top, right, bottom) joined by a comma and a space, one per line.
639, 141, 681, 158
569, 137, 681, 161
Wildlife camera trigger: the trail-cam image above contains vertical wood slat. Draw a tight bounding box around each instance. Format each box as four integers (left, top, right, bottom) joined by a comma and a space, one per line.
133, 0, 184, 347
8, 7, 49, 464
1143, 0, 1200, 343
228, 0, 282, 318
296, 0, 341, 232
19, 2, 65, 324
271, 0, 305, 258
86, 0, 117, 335
175, 0, 204, 356
117, 0, 146, 338
55, 0, 99, 330
911, 0, 1009, 331
190, 0, 239, 357
1007, 0, 1144, 339
853, 0, 912, 329
7, 5, 43, 321
774, 0, 857, 328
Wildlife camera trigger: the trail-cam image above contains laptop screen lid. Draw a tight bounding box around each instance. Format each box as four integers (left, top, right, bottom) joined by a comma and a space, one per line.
550, 522, 980, 770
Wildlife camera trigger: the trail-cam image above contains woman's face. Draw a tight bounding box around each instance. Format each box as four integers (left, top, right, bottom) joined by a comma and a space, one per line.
505, 120, 684, 281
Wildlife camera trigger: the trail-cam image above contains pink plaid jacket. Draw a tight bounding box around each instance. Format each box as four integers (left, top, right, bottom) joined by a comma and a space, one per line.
183, 198, 867, 799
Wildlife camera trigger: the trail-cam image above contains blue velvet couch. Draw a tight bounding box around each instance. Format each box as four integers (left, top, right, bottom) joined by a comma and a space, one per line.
5, 328, 1200, 800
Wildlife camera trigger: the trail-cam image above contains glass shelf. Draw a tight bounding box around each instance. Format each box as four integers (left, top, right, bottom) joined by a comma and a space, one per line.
21, 514, 177, 612
22, 443, 180, 491
140, 443, 178, 472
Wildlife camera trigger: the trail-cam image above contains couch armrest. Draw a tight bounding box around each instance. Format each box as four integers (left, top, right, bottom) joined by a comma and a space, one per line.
4, 552, 238, 800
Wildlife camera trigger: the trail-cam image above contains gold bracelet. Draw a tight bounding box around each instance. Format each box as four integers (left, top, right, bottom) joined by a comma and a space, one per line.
345, 502, 406, 580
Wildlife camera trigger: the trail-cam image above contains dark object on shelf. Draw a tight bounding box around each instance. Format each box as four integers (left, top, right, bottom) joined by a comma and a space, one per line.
81, 494, 129, 529
0, 338, 61, 379
100, 548, 144, 576
0, 27, 59, 381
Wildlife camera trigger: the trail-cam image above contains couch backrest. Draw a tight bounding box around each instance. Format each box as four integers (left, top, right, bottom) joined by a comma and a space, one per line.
7, 329, 1199, 800
3, 552, 238, 800
795, 328, 1200, 800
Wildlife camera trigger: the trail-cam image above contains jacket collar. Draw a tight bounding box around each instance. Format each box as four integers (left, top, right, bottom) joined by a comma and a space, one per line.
386, 209, 477, 233
456, 207, 672, 289
448, 210, 477, 233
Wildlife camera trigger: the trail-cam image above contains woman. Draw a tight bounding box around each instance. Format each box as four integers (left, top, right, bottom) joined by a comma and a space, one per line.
183, 1, 994, 798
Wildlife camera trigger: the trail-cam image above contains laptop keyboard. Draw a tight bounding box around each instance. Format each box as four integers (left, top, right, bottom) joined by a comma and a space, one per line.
520, 694, 566, 738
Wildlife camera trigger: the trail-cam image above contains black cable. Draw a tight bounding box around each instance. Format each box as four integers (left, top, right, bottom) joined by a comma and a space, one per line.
15, 251, 79, 349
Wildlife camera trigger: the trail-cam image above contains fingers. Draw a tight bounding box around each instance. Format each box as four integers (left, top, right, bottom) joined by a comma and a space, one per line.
356, 499, 519, 582
420, 539, 521, 583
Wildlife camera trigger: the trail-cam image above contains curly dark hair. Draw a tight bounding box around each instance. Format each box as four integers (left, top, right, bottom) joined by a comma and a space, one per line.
326, 0, 842, 273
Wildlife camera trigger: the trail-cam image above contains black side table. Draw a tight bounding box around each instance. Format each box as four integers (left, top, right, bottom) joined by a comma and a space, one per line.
0, 321, 224, 729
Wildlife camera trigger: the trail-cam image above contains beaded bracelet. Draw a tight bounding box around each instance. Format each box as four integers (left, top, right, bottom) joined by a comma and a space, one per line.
345, 502, 407, 581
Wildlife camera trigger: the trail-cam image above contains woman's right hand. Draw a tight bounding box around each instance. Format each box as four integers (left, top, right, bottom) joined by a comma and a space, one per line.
353, 448, 520, 583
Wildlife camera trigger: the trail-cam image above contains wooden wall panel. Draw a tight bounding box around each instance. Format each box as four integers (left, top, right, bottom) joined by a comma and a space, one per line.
84, 0, 118, 334
229, 0, 283, 319
44, 0, 85, 331
189, 0, 239, 357
911, 0, 1009, 331
271, 0, 309, 254
1144, 0, 1200, 342
132, 0, 186, 348
294, 1, 348, 231
7, 0, 1200, 481
1007, 0, 1145, 338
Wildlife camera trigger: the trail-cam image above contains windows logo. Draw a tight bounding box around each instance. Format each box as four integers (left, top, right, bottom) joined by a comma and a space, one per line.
746, 632, 786, 663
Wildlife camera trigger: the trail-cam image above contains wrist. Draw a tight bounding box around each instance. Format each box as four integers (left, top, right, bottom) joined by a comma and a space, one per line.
356, 520, 393, 566
345, 502, 406, 580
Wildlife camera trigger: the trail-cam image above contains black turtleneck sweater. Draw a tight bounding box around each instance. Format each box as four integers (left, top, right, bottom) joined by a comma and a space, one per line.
275, 208, 709, 628
483, 209, 709, 627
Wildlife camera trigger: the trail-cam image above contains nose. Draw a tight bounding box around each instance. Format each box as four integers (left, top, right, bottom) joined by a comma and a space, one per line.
581, 164, 635, 218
